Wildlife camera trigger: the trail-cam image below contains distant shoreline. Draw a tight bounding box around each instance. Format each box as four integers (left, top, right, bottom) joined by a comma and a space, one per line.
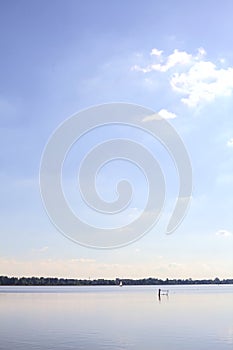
0, 276, 232, 286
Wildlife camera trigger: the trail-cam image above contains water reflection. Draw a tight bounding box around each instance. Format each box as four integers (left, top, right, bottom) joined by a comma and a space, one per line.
0, 285, 232, 349
157, 288, 169, 302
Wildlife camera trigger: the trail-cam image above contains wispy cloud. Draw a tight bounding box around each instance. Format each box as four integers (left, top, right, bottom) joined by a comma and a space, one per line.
215, 229, 232, 237
70, 258, 96, 263
227, 138, 233, 147
168, 262, 183, 269
32, 246, 49, 253
132, 47, 233, 107
216, 173, 233, 185
0, 256, 232, 279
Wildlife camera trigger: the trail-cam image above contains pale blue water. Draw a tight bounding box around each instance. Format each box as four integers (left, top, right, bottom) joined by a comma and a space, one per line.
0, 285, 232, 349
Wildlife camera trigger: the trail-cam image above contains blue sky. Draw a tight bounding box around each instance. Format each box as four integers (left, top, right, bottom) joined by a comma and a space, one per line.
0, 0, 232, 279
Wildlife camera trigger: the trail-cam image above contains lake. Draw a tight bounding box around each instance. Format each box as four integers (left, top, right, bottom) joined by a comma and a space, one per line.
0, 285, 232, 349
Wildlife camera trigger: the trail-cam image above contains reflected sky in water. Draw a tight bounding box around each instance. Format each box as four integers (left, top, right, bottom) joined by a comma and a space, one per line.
0, 285, 232, 349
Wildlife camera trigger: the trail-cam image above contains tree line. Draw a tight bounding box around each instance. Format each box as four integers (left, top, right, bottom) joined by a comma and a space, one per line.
0, 276, 232, 286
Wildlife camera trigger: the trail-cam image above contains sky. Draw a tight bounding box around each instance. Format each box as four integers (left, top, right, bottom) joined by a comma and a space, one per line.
0, 0, 233, 279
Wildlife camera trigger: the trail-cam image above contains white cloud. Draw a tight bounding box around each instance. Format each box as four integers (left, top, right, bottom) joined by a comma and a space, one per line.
142, 109, 177, 122
196, 47, 206, 58
158, 109, 177, 119
132, 48, 192, 73
131, 64, 150, 73
150, 48, 163, 56
132, 47, 233, 107
163, 49, 192, 71
171, 61, 233, 107
227, 138, 233, 147
215, 229, 232, 237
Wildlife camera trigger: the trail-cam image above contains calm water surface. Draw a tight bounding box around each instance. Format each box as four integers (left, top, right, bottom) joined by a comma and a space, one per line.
0, 285, 232, 349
